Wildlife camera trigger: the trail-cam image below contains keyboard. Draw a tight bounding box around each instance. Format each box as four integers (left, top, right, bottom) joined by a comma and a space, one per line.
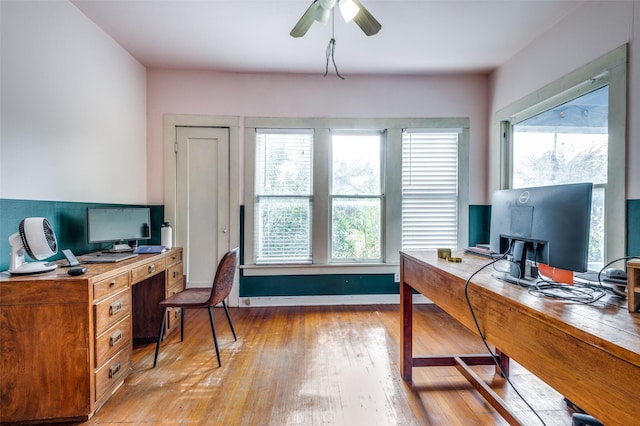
83, 252, 138, 263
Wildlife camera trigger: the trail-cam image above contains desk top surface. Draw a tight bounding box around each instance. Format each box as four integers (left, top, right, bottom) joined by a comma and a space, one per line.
400, 250, 640, 368
0, 248, 181, 284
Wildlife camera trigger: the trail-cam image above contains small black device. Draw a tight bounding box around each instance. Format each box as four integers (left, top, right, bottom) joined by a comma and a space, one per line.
68, 267, 87, 276
62, 249, 80, 267
604, 268, 626, 280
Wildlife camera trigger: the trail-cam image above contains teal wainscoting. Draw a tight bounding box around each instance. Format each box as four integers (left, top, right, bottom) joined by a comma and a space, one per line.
241, 274, 397, 297
0, 199, 163, 271
469, 204, 491, 247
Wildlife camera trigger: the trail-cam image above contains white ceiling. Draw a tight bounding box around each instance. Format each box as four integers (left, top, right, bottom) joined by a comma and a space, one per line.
71, 0, 581, 76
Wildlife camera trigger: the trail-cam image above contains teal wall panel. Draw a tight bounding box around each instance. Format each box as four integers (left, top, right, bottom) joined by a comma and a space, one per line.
469, 204, 491, 247
241, 274, 398, 297
0, 199, 163, 271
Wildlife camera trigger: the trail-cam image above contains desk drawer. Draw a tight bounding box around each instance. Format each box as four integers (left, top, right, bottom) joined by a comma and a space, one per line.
95, 316, 131, 368
131, 259, 165, 284
95, 288, 131, 336
167, 263, 183, 289
94, 272, 130, 302
166, 278, 185, 299
165, 275, 185, 338
166, 249, 182, 267
166, 307, 183, 337
95, 348, 131, 402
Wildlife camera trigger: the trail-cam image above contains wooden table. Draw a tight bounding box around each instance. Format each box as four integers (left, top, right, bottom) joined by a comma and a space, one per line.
400, 251, 640, 425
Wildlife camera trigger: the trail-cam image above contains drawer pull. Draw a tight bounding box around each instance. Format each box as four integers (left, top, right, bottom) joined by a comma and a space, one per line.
148, 264, 155, 274
109, 280, 116, 287
173, 270, 179, 278
108, 361, 121, 379
174, 308, 181, 318
109, 300, 123, 315
172, 288, 179, 295
109, 330, 123, 346
172, 255, 177, 261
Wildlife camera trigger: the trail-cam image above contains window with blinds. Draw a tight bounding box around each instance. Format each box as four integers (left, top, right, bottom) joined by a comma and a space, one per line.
255, 130, 313, 263
402, 130, 459, 250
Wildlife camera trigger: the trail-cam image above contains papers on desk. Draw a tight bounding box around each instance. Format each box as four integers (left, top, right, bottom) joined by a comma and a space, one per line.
133, 245, 167, 254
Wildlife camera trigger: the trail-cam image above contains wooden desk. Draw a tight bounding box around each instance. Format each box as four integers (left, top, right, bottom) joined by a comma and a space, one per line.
0, 248, 183, 424
400, 251, 640, 425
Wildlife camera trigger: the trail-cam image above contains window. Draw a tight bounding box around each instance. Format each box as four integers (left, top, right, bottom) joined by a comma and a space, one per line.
254, 130, 313, 263
331, 132, 383, 260
511, 86, 608, 268
244, 117, 469, 274
496, 45, 627, 270
402, 130, 460, 250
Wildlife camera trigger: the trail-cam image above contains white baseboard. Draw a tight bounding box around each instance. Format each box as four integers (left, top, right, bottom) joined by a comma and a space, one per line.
236, 293, 432, 307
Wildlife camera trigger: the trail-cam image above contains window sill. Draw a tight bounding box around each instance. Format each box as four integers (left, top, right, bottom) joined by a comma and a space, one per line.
241, 263, 400, 276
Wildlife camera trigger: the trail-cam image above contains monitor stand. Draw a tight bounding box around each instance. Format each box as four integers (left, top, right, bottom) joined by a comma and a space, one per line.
103, 242, 134, 253
492, 271, 538, 288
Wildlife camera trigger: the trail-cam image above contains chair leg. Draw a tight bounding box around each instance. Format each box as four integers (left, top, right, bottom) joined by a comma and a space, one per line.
208, 306, 221, 367
153, 307, 168, 368
222, 300, 237, 341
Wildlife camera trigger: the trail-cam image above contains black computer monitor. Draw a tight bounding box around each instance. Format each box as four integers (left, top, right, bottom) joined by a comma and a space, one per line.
489, 182, 592, 281
87, 207, 151, 251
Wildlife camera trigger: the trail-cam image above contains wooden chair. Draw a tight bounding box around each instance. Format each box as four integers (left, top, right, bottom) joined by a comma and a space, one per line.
153, 247, 239, 368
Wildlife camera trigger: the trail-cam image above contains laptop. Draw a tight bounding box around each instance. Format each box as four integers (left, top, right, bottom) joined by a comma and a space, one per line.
83, 252, 138, 263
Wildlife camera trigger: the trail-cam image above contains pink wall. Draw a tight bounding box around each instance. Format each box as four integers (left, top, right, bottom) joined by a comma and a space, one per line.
146, 70, 489, 205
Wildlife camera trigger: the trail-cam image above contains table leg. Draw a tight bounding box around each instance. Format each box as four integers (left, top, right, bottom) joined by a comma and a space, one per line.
400, 279, 413, 382
496, 348, 510, 378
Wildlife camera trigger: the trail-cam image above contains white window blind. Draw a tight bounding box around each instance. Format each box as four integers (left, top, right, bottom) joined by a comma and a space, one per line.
402, 130, 459, 250
255, 130, 313, 263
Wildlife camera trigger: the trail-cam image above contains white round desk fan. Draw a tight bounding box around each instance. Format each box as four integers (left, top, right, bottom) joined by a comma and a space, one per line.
8, 217, 58, 274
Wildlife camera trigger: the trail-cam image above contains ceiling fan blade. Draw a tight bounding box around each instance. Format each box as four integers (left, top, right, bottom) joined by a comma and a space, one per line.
290, 1, 321, 38
352, 0, 381, 36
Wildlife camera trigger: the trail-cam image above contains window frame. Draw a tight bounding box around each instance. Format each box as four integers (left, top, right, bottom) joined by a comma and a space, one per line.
244, 117, 469, 276
493, 45, 627, 268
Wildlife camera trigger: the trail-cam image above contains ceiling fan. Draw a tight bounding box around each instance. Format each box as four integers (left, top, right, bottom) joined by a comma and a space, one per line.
290, 0, 382, 38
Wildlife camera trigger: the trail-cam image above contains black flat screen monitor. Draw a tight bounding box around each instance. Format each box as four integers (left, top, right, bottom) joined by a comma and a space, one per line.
87, 207, 151, 249
489, 183, 592, 280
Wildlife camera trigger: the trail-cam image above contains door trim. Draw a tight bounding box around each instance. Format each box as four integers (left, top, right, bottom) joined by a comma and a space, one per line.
164, 115, 241, 306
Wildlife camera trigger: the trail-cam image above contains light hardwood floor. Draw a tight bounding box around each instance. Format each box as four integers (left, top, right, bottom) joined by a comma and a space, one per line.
79, 304, 576, 425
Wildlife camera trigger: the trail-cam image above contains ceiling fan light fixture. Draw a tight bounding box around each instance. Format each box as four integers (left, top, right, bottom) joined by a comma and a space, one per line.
315, 6, 331, 24
318, 0, 337, 9
338, 0, 359, 23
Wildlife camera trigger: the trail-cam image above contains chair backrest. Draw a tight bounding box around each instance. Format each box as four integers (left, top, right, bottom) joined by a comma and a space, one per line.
207, 247, 239, 306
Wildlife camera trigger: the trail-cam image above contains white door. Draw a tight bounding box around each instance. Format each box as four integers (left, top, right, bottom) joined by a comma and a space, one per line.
175, 126, 230, 289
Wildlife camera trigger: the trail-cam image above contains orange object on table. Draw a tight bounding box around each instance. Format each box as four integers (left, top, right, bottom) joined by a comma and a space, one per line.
538, 263, 574, 284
